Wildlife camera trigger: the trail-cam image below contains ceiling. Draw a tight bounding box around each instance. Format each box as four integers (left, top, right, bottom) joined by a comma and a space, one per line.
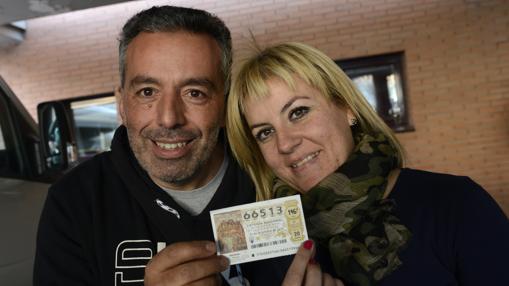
0, 0, 135, 25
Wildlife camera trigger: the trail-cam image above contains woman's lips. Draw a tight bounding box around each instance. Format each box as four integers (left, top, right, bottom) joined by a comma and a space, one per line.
291, 151, 320, 169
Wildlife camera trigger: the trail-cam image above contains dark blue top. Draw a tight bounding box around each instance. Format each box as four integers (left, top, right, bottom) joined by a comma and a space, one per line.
317, 168, 509, 286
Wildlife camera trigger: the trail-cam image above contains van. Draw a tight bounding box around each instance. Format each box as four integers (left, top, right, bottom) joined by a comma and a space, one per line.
0, 75, 118, 285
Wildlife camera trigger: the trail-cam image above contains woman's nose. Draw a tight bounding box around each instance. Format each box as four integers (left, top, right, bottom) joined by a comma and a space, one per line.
276, 128, 301, 154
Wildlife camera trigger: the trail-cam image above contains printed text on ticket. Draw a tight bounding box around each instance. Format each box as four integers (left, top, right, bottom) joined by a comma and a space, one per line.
210, 195, 308, 265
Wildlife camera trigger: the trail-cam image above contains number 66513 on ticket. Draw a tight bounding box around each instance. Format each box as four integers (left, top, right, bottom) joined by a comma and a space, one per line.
210, 195, 308, 265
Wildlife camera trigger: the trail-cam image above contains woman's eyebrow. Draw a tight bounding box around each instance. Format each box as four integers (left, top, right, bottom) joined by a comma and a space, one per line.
280, 96, 309, 114
250, 122, 269, 130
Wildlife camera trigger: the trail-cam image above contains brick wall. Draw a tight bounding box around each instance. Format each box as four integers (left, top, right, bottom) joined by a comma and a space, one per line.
0, 0, 507, 214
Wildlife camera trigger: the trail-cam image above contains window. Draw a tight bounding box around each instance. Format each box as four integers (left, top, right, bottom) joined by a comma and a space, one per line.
0, 119, 6, 176
336, 52, 413, 132
0, 95, 10, 174
39, 105, 63, 169
0, 125, 5, 150
0, 93, 20, 177
70, 96, 119, 160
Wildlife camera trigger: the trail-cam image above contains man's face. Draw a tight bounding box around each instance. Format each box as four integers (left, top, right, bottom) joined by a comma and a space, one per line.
119, 31, 225, 190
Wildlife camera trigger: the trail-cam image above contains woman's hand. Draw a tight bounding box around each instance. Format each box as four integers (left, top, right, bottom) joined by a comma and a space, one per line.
283, 240, 345, 286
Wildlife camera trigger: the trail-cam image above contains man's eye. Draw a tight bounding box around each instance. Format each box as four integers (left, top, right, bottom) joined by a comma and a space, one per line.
188, 89, 206, 98
137, 88, 155, 97
255, 128, 274, 142
289, 106, 310, 121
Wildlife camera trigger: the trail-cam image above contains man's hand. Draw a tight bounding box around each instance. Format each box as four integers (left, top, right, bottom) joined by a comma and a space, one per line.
144, 241, 229, 286
283, 240, 344, 286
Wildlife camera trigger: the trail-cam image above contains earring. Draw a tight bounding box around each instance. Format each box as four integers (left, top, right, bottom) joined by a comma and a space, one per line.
350, 117, 358, 126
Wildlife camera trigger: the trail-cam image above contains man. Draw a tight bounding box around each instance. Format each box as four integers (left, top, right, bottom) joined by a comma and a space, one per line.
33, 6, 286, 285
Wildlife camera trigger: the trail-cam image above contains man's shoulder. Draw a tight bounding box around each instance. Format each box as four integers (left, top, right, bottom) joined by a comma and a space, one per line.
49, 151, 115, 195
224, 156, 253, 185
210, 153, 256, 208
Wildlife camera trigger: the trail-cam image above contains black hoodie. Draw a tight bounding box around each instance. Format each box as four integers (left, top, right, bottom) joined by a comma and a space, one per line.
34, 126, 290, 285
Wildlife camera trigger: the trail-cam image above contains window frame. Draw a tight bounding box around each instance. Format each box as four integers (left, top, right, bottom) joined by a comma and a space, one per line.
37, 92, 118, 169
335, 52, 414, 132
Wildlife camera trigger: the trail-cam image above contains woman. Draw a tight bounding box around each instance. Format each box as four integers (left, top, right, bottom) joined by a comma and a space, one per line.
226, 42, 509, 286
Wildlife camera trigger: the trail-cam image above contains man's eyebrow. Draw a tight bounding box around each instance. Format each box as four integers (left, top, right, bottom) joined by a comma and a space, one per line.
180, 78, 217, 91
128, 75, 160, 89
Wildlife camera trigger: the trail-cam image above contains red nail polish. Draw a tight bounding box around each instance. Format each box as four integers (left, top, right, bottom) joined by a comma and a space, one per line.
303, 240, 313, 250
309, 258, 317, 265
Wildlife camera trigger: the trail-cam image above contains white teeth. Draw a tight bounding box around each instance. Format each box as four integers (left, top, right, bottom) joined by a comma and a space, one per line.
156, 141, 187, 150
291, 152, 319, 168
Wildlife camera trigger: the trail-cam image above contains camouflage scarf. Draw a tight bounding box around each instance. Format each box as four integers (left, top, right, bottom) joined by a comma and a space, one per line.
273, 131, 411, 286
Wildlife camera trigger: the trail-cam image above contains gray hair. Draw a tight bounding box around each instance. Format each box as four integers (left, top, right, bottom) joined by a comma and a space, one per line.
118, 6, 232, 93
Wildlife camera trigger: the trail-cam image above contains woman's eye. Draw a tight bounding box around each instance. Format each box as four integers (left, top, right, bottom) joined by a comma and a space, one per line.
255, 128, 274, 142
289, 106, 310, 121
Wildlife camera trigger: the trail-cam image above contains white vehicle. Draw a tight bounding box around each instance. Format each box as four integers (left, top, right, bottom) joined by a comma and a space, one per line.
0, 75, 118, 285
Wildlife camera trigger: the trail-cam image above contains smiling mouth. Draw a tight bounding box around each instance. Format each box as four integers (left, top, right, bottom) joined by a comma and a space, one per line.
154, 140, 190, 150
291, 151, 320, 169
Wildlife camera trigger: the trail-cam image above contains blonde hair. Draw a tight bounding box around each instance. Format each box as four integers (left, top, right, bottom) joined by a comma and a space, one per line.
227, 42, 405, 201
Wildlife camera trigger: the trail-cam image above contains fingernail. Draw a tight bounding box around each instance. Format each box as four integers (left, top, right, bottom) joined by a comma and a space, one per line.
303, 240, 313, 250
206, 242, 216, 252
309, 258, 317, 265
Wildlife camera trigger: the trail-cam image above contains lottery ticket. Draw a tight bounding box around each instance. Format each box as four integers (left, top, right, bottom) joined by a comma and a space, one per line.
210, 195, 308, 265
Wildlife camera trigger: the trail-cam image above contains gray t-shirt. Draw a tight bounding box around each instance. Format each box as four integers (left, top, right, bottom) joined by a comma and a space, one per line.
163, 154, 229, 216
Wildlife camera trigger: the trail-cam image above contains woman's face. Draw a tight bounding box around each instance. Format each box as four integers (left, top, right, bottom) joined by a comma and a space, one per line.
244, 76, 355, 192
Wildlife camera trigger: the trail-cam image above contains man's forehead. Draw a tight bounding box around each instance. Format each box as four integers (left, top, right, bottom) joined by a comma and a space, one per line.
126, 31, 221, 62
124, 31, 224, 89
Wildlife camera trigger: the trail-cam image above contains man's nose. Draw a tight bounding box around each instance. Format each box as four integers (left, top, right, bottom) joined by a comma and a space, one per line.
276, 128, 301, 154
155, 93, 186, 128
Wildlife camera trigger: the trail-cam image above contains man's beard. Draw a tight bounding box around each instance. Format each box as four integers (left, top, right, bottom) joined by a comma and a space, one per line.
126, 125, 220, 187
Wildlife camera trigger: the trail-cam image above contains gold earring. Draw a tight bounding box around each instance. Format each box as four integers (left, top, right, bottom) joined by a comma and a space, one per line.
350, 118, 358, 126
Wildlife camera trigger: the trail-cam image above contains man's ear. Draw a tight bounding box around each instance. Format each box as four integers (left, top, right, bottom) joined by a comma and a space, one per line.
115, 86, 125, 125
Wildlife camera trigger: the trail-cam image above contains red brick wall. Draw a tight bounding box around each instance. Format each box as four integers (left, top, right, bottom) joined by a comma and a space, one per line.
0, 0, 507, 214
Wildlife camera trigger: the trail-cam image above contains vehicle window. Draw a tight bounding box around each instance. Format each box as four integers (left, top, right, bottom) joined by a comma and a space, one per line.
40, 105, 63, 169
0, 123, 6, 174
0, 94, 21, 177
0, 125, 5, 150
70, 96, 119, 160
0, 96, 9, 174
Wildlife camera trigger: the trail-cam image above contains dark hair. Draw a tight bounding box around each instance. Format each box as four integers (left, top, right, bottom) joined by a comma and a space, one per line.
118, 6, 232, 92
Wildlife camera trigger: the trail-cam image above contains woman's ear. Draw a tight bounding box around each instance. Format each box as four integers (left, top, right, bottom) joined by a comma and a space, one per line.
346, 109, 357, 126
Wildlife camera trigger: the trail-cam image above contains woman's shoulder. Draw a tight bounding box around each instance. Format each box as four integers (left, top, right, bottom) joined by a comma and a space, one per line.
386, 170, 509, 286
390, 168, 505, 221
391, 168, 481, 200
397, 168, 476, 187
